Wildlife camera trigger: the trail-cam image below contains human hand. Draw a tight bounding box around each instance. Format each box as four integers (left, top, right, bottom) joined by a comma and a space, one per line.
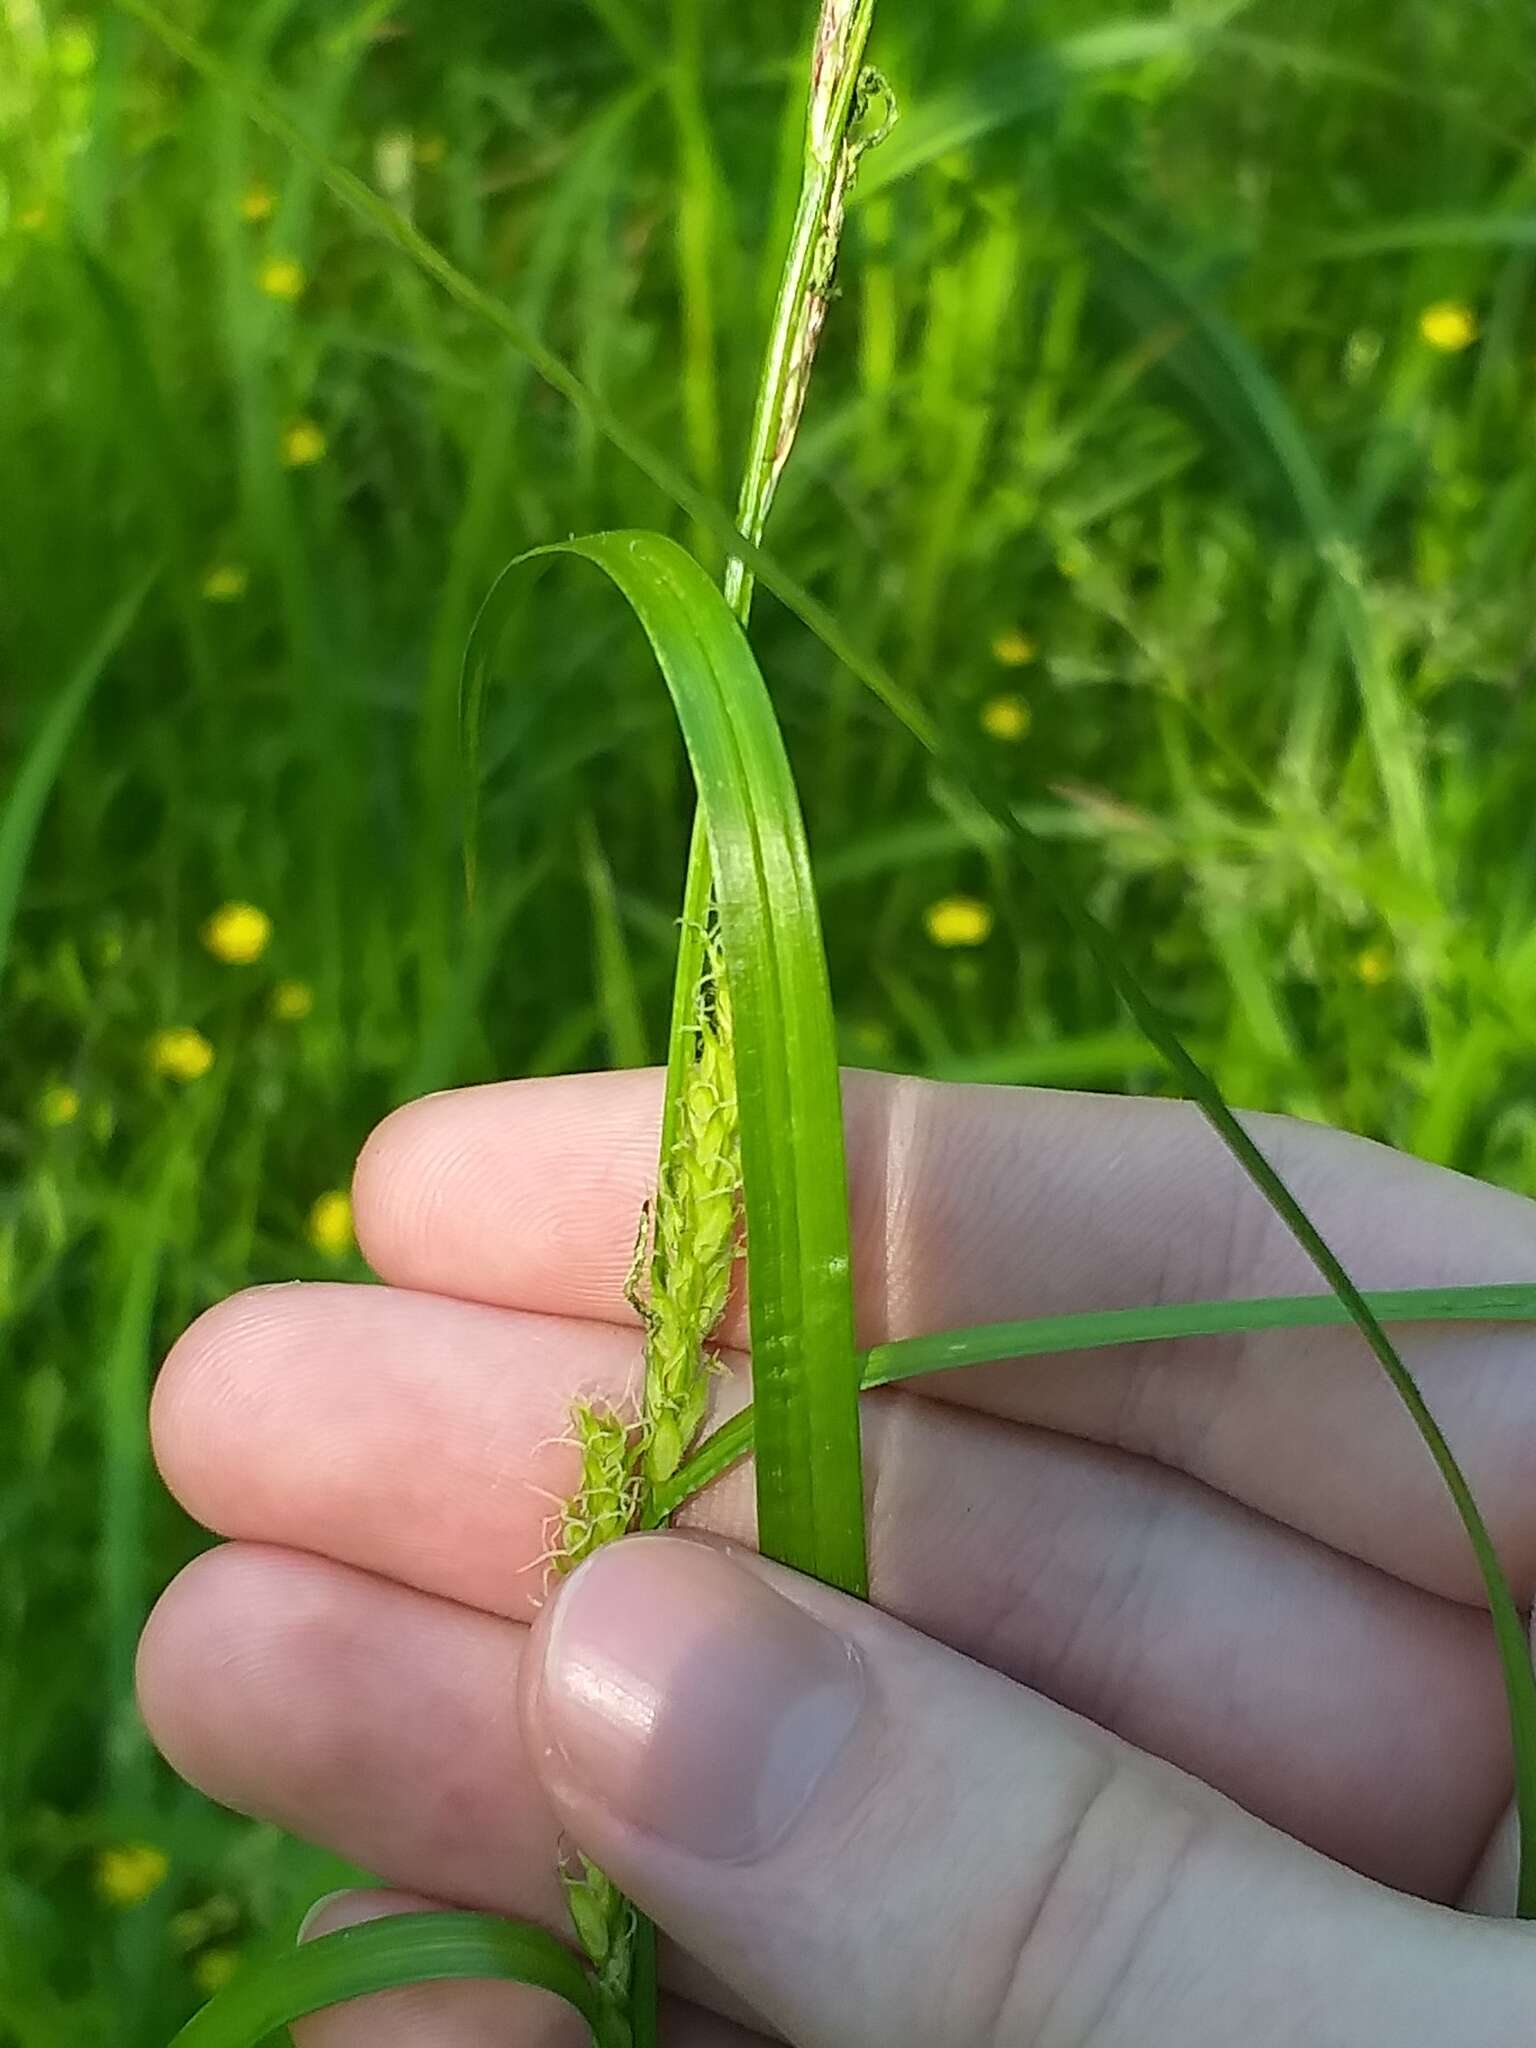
139, 1070, 1536, 2044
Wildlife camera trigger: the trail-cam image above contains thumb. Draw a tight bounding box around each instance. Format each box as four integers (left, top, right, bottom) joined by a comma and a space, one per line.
520, 1533, 1536, 2048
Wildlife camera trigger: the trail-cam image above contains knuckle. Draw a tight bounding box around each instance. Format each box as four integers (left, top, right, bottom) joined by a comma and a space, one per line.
982, 1757, 1210, 2047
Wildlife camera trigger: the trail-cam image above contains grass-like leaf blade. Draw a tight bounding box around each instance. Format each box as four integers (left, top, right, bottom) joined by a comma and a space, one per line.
859, 20, 1509, 195
169, 1913, 618, 2047
465, 531, 867, 1596
1086, 217, 1433, 887
0, 576, 151, 989
653, 1282, 1536, 1515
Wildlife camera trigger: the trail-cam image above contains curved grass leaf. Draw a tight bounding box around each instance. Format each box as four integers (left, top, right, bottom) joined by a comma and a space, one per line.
859, 19, 1513, 195
859, 20, 1221, 195
652, 1281, 1536, 1516
1086, 217, 1433, 889
1299, 214, 1536, 261
465, 531, 866, 1596
799, 645, 1536, 1918
170, 1913, 617, 2048
0, 576, 151, 990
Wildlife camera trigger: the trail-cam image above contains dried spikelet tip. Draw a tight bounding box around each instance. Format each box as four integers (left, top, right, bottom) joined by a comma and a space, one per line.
810, 0, 858, 159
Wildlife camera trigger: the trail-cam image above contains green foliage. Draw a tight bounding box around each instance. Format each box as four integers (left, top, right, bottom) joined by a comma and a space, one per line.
167, 1913, 622, 2048
7, 0, 1536, 2035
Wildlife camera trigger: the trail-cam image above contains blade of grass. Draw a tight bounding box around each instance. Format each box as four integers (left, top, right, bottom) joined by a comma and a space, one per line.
926, 738, 1536, 1919
1299, 214, 1536, 261
858, 19, 1227, 195
668, 0, 725, 514
98, 1134, 192, 1813
466, 531, 866, 1594
578, 812, 650, 1069
857, 16, 1515, 195
652, 1281, 1536, 1515
0, 574, 151, 990
72, 248, 215, 698
169, 1913, 619, 2048
928, 1030, 1160, 1086
580, 0, 653, 74
1087, 216, 1435, 891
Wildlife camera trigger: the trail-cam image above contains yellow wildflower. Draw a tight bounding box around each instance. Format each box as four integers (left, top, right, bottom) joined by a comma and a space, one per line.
925, 896, 994, 949
192, 1948, 241, 1995
148, 1027, 215, 1083
39, 1083, 81, 1128
95, 1843, 169, 1908
307, 1189, 354, 1259
270, 978, 314, 1022
200, 563, 248, 603
1418, 302, 1478, 354
201, 901, 271, 965
239, 184, 274, 223
1355, 944, 1392, 988
258, 255, 305, 302
991, 629, 1037, 668
980, 694, 1032, 742
281, 419, 327, 468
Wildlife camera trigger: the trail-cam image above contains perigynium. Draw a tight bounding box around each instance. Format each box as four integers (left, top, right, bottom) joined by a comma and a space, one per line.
554, 920, 740, 1583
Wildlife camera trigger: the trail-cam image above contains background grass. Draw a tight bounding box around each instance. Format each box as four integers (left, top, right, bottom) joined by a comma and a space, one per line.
5, 0, 1536, 2036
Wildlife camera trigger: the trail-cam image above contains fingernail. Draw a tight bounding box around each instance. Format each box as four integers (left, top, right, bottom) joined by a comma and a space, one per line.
531, 1536, 865, 1864
297, 1889, 354, 1942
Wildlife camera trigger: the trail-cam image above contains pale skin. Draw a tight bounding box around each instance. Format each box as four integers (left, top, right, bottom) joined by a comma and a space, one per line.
139, 1069, 1536, 2045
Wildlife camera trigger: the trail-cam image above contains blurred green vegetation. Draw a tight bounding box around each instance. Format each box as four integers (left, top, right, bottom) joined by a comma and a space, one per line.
4, 0, 1536, 2036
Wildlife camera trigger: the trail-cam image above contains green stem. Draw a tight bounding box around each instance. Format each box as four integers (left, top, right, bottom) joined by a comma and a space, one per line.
660, 0, 881, 1181
626, 13, 889, 2038
723, 0, 878, 621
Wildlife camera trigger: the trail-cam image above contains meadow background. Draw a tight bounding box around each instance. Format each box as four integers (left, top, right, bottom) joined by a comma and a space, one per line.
5, 0, 1536, 2037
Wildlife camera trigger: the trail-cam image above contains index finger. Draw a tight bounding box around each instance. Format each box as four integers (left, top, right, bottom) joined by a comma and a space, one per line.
353, 1068, 1536, 1603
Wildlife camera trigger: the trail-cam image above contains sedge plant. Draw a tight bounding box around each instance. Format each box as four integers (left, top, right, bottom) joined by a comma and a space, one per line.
134, 3, 1536, 2042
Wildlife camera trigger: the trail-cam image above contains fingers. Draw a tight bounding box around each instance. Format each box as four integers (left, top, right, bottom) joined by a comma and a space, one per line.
291, 1891, 762, 2048
137, 1546, 554, 1917
152, 1285, 1508, 1894
152, 1283, 645, 1620
521, 1535, 1536, 2048
136, 1548, 756, 2031
352, 1069, 1536, 1604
